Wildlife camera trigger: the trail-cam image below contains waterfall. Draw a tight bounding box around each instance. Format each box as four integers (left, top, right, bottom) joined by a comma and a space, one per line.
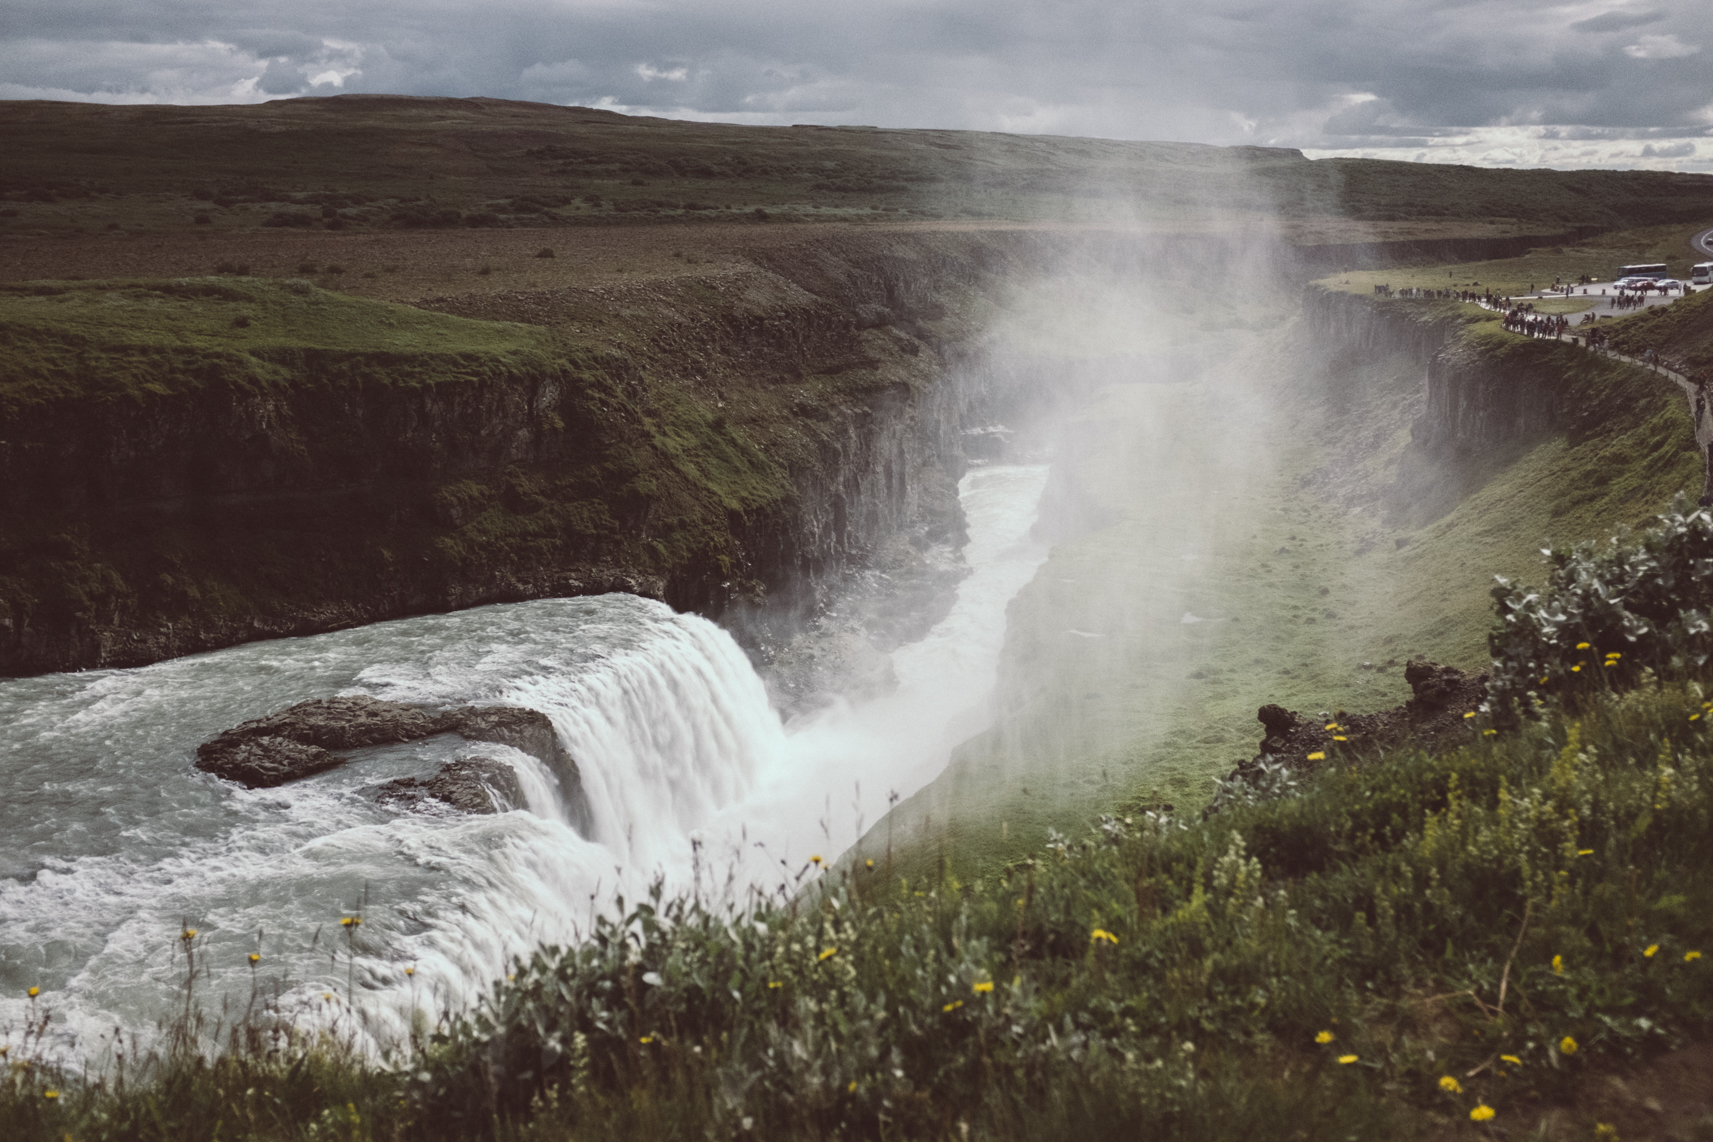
0, 464, 1049, 1060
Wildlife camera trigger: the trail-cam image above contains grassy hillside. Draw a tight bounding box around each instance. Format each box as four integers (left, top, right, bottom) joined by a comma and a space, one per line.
3, 96, 1712, 245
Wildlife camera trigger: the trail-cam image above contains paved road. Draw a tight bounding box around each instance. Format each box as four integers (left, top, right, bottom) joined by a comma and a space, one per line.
1694, 227, 1713, 259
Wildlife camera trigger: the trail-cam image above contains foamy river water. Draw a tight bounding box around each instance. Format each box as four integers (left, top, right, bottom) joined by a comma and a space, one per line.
0, 464, 1049, 1059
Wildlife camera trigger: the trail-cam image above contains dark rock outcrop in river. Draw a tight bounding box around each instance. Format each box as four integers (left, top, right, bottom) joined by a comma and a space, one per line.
195, 696, 589, 831
375, 757, 525, 815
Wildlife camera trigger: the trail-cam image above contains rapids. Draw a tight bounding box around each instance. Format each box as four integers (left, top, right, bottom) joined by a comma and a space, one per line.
0, 464, 1047, 1058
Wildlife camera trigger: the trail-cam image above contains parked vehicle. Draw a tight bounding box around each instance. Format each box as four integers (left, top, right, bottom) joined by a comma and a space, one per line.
1693, 263, 1712, 286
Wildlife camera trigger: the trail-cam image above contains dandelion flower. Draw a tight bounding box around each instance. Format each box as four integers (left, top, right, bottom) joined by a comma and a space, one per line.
1463, 711, 1477, 719
973, 981, 994, 993
1470, 1105, 1495, 1122
865, 859, 875, 869
810, 855, 822, 866
43, 1090, 58, 1100
847, 1080, 857, 1093
323, 992, 334, 1002
1693, 714, 1702, 722
1333, 736, 1349, 742
818, 947, 838, 962
1500, 1055, 1522, 1066
1577, 849, 1593, 856
1314, 1030, 1334, 1044
27, 987, 39, 998
1560, 1036, 1578, 1055
1306, 751, 1326, 761
1324, 722, 1339, 731
1552, 954, 1564, 974
248, 953, 260, 964
1572, 665, 1582, 673
1337, 1054, 1358, 1065
640, 1035, 654, 1044
1576, 642, 1591, 650
1606, 652, 1622, 660
942, 1000, 964, 1013
1687, 951, 1703, 962
768, 981, 783, 989
1644, 944, 1659, 958
1090, 928, 1119, 945
181, 928, 197, 940
1483, 729, 1498, 736
1438, 1075, 1463, 1094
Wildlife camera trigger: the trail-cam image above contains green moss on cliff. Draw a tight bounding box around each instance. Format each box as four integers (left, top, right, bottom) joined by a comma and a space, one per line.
0, 278, 562, 414
0, 278, 802, 671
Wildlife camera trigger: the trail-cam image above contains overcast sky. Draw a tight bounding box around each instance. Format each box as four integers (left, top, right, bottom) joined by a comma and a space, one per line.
3, 0, 1711, 170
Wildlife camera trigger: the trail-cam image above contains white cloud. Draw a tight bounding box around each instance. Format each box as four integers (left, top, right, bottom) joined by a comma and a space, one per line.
1625, 33, 1700, 59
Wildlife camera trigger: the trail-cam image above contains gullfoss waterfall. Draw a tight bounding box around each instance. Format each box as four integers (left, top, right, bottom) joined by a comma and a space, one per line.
0, 464, 1048, 1058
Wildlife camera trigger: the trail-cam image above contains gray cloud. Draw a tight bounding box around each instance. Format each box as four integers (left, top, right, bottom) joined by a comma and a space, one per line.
1571, 8, 1665, 33
1, 0, 1710, 168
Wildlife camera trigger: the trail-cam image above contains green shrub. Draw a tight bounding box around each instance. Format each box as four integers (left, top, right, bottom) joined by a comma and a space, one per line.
1490, 495, 1713, 712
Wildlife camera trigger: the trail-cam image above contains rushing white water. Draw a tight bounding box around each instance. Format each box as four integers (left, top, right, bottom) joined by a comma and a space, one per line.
0, 464, 1047, 1059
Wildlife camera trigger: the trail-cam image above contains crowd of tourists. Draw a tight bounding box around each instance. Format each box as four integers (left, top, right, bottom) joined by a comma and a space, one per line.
1371, 285, 1492, 303
1503, 306, 1569, 338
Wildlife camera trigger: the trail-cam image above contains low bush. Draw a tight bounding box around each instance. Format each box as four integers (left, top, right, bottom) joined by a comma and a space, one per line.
1490, 496, 1713, 713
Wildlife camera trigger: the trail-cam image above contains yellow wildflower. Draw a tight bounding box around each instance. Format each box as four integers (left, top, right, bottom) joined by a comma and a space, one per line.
1337, 1054, 1358, 1065
810, 855, 822, 866
1560, 1036, 1578, 1055
1306, 751, 1326, 761
27, 987, 39, 998
640, 1035, 654, 1044
1438, 1075, 1463, 1094
942, 1000, 963, 1013
768, 981, 782, 989
1552, 954, 1564, 974
1483, 729, 1498, 736
248, 953, 260, 964
865, 859, 875, 869
1687, 950, 1703, 962
1324, 722, 1339, 731
1463, 711, 1477, 719
1693, 714, 1702, 722
1470, 1105, 1495, 1122
43, 1090, 58, 1100
1644, 944, 1659, 958
847, 1080, 857, 1093
818, 947, 838, 962
1500, 1054, 1521, 1066
1572, 665, 1582, 673
1314, 1030, 1334, 1044
973, 981, 994, 993
1333, 735, 1349, 742
1090, 928, 1118, 945
1577, 849, 1593, 856
181, 928, 197, 940
1576, 642, 1591, 650
405, 967, 415, 976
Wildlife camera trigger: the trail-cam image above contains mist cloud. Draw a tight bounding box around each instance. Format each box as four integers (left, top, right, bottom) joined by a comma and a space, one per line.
1, 0, 1709, 169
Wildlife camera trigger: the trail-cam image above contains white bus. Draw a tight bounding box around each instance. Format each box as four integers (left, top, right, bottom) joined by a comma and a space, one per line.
1618, 263, 1669, 283
1694, 263, 1713, 286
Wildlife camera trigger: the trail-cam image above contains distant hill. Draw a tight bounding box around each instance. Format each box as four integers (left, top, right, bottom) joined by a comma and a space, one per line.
3, 95, 1712, 243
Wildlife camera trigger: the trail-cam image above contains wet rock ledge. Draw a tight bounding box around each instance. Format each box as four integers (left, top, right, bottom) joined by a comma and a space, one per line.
194, 695, 589, 831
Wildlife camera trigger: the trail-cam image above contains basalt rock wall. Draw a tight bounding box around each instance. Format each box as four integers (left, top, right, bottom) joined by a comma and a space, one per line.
0, 230, 1059, 675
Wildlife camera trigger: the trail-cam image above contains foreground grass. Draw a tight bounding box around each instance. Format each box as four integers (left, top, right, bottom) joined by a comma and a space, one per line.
6, 670, 1713, 1140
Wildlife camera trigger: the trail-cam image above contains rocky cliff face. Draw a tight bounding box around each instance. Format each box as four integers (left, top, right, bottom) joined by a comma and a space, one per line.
0, 230, 1045, 675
